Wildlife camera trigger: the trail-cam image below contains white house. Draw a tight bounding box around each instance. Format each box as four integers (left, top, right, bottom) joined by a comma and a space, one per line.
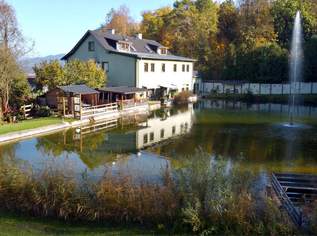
62, 29, 195, 98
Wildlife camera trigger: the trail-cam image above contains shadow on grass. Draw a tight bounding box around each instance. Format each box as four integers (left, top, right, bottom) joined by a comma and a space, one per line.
0, 211, 156, 236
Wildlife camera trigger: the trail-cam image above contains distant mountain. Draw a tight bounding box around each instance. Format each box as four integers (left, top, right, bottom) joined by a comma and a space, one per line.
20, 54, 65, 74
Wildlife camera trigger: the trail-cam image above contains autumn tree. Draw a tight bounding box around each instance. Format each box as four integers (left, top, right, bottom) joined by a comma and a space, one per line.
271, 0, 317, 46
140, 7, 172, 46
238, 0, 276, 51
0, 0, 30, 113
218, 0, 240, 44
101, 5, 138, 35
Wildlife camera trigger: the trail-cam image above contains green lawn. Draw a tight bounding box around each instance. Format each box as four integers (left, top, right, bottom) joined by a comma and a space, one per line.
0, 118, 66, 135
0, 212, 154, 236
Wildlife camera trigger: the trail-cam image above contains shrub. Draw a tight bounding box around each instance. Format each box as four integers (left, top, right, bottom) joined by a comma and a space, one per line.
173, 91, 193, 105
31, 105, 52, 117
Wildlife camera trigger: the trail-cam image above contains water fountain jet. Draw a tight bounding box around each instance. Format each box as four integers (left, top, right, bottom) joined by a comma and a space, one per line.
289, 11, 303, 126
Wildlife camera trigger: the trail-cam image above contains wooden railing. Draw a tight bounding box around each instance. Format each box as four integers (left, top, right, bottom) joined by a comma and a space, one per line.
81, 103, 118, 120
20, 104, 33, 119
79, 99, 149, 120
120, 99, 148, 109
272, 173, 303, 226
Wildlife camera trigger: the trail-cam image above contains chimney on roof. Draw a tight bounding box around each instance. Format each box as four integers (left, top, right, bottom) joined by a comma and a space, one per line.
136, 33, 143, 40
107, 29, 115, 35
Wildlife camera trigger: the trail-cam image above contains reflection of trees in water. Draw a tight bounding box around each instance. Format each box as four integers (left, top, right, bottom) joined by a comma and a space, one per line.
35, 129, 132, 170
149, 123, 317, 171
36, 130, 106, 157
0, 142, 33, 171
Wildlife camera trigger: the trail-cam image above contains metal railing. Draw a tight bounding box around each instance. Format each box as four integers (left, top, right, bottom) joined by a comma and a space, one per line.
272, 173, 303, 226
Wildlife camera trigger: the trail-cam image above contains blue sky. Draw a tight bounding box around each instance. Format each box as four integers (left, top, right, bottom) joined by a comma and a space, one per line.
7, 0, 175, 57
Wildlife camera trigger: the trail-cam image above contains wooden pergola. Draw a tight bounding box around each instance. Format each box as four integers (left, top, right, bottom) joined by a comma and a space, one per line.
98, 86, 147, 104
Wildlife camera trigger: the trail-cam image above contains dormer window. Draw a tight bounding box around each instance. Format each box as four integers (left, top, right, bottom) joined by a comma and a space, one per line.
158, 47, 168, 55
117, 41, 131, 52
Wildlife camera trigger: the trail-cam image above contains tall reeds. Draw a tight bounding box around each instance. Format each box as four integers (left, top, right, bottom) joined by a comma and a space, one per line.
0, 151, 297, 235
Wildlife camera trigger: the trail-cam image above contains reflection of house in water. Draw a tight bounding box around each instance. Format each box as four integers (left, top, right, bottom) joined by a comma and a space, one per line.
136, 106, 194, 149
42, 107, 195, 170
196, 99, 317, 117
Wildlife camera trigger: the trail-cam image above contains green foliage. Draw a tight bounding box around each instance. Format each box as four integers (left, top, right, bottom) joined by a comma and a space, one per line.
271, 0, 317, 46
33, 60, 64, 91
31, 105, 51, 117
304, 35, 317, 82
0, 48, 31, 113
34, 59, 107, 91
64, 59, 106, 88
235, 43, 288, 83
9, 71, 31, 109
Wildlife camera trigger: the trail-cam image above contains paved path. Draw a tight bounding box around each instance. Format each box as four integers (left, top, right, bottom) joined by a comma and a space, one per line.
0, 123, 70, 144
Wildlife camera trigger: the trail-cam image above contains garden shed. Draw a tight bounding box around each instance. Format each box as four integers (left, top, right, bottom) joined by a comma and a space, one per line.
45, 84, 99, 116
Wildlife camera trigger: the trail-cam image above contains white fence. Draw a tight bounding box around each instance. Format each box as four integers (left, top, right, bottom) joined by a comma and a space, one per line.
81, 103, 118, 120
200, 81, 317, 95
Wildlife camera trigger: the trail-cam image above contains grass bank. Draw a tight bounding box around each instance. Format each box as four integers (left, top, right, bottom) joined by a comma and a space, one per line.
0, 211, 151, 236
0, 117, 69, 135
204, 94, 317, 105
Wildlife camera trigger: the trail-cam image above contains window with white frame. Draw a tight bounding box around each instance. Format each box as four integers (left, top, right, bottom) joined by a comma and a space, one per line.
117, 42, 130, 52
187, 64, 190, 72
151, 63, 155, 72
144, 63, 149, 72
158, 47, 168, 55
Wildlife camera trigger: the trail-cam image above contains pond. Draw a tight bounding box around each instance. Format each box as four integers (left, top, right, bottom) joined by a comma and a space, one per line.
1, 100, 317, 182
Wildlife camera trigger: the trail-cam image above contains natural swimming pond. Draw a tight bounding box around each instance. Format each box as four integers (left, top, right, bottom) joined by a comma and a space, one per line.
1, 100, 317, 182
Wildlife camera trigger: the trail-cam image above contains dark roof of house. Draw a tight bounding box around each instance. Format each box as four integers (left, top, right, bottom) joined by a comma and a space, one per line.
62, 30, 195, 62
57, 84, 99, 95
98, 86, 147, 95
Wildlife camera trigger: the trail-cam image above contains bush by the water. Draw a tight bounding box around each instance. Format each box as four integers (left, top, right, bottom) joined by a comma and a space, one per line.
31, 105, 52, 117
0, 151, 296, 235
173, 91, 193, 105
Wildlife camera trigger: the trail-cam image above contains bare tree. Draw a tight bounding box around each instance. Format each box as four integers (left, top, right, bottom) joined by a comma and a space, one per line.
0, 0, 31, 113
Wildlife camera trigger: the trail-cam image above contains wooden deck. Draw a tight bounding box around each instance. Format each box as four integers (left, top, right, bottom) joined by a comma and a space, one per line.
272, 173, 317, 227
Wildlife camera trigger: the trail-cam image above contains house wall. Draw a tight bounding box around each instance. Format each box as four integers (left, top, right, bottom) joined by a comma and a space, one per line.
137, 59, 194, 91
67, 35, 136, 87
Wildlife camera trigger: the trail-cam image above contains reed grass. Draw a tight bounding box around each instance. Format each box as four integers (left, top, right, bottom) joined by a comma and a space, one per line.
0, 151, 297, 235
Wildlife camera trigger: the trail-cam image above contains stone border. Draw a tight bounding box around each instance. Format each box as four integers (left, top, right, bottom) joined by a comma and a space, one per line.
0, 104, 152, 144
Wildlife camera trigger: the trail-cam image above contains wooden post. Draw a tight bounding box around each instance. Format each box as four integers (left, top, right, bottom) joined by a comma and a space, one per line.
63, 97, 66, 117
121, 94, 124, 110
23, 105, 26, 119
